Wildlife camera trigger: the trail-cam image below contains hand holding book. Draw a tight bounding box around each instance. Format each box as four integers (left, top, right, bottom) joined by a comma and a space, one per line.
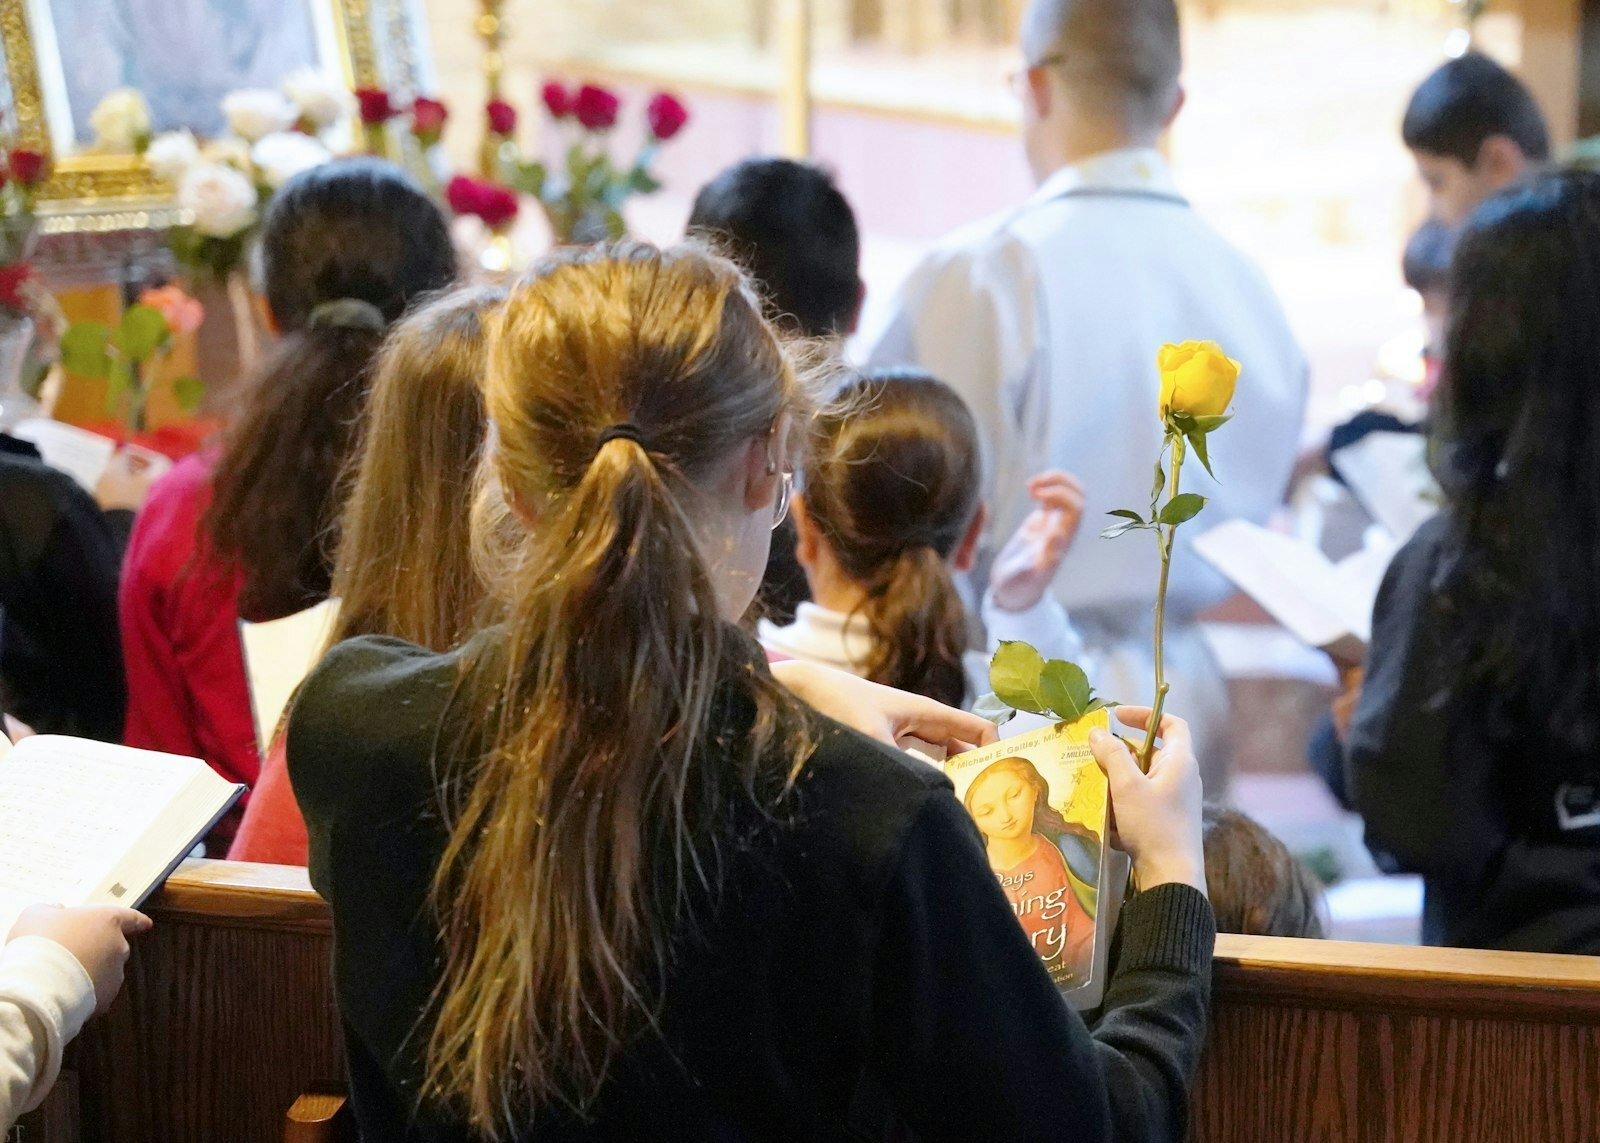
1087, 708, 1207, 895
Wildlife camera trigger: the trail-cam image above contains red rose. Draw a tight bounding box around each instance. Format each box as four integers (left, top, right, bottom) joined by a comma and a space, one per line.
355, 88, 399, 125
0, 262, 33, 312
646, 92, 689, 142
446, 175, 519, 230
486, 99, 518, 136
573, 84, 620, 131
541, 81, 573, 121
8, 149, 46, 187
410, 97, 449, 145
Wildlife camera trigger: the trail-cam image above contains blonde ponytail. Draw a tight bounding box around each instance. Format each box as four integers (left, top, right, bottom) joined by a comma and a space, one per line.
424, 243, 810, 1135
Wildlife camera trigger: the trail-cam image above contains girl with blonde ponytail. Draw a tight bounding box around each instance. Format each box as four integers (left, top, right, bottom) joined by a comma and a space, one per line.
760, 368, 1086, 709
288, 242, 1218, 1142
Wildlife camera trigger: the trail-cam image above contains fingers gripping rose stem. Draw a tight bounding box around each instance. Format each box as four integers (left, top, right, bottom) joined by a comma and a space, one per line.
1140, 432, 1184, 771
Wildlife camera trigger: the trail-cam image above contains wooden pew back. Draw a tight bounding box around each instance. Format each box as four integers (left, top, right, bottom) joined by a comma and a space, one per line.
46, 861, 1600, 1143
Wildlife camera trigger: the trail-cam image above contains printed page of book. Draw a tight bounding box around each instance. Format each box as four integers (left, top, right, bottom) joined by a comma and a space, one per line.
240, 598, 342, 754
9, 419, 117, 493
0, 737, 241, 936
943, 712, 1117, 1010
1193, 520, 1374, 655
1331, 431, 1440, 545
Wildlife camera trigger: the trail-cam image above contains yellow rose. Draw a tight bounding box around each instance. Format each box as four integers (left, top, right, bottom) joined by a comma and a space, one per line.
1158, 341, 1240, 420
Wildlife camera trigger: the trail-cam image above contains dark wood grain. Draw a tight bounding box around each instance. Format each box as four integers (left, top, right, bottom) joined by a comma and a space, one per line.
62, 861, 1600, 1143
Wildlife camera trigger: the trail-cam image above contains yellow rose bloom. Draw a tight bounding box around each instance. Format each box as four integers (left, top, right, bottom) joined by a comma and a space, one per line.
1158, 341, 1241, 420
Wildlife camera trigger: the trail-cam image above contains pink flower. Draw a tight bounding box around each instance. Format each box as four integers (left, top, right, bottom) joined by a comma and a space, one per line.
646, 92, 689, 142
541, 81, 573, 121
573, 84, 620, 131
446, 175, 519, 230
486, 98, 518, 136
8, 149, 46, 186
138, 285, 205, 335
355, 88, 399, 125
410, 97, 449, 146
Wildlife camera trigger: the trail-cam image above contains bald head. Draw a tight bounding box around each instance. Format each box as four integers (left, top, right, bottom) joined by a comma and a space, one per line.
1022, 0, 1182, 137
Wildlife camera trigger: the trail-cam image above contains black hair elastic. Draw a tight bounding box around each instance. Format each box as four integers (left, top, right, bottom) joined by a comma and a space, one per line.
595, 423, 647, 450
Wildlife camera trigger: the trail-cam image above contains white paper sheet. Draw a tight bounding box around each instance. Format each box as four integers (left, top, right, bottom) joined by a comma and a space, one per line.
9, 419, 118, 493
240, 598, 342, 754
1331, 431, 1440, 545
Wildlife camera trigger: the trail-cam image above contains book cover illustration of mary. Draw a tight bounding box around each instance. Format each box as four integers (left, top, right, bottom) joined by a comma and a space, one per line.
958, 735, 1106, 987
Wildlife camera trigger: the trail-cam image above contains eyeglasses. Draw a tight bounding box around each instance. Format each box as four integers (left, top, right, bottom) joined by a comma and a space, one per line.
1006, 52, 1066, 97
772, 470, 795, 531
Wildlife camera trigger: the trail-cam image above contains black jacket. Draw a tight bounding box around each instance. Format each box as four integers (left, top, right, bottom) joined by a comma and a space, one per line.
1347, 513, 1600, 952
288, 627, 1215, 1142
0, 435, 130, 740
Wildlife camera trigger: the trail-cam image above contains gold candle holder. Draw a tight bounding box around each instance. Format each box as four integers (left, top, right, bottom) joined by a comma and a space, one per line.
477, 0, 510, 178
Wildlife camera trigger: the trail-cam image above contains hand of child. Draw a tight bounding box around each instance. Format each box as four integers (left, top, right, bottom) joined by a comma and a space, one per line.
94, 447, 166, 513
770, 660, 998, 757
989, 470, 1085, 613
7, 904, 153, 1014
1089, 707, 1206, 895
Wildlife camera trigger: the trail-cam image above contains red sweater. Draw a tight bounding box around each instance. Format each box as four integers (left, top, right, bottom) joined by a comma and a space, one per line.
119, 454, 259, 851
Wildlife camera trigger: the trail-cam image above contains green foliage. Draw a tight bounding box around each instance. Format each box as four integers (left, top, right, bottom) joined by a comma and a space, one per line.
971, 692, 1017, 727
987, 641, 1114, 726
59, 322, 111, 379
112, 304, 170, 362
172, 375, 205, 413
1157, 492, 1208, 526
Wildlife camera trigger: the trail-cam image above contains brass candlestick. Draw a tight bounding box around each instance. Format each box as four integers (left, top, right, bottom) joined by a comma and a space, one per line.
477, 0, 510, 178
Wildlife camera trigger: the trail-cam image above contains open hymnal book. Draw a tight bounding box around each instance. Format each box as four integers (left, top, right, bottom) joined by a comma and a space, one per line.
943, 711, 1121, 1010
8, 418, 172, 494
1330, 430, 1439, 545
0, 735, 244, 937
1193, 519, 1394, 662
239, 598, 342, 755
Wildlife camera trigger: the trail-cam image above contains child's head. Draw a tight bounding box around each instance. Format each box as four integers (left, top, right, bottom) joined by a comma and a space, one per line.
796, 369, 984, 707
687, 157, 862, 339
205, 158, 457, 620
1403, 53, 1549, 228
330, 285, 505, 652
1201, 805, 1325, 938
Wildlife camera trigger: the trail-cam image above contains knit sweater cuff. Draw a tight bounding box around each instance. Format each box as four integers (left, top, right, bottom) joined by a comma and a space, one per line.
1114, 883, 1216, 977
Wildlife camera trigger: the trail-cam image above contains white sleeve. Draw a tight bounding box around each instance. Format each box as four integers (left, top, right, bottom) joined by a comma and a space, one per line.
0, 937, 96, 1130
979, 590, 1086, 667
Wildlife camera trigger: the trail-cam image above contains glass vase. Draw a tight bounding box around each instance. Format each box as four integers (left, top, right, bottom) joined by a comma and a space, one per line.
0, 312, 40, 431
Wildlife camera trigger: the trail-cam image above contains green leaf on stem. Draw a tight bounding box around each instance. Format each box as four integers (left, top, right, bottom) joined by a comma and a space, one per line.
1107, 509, 1145, 524
1190, 413, 1233, 433
1157, 492, 1208, 526
971, 692, 1017, 727
510, 161, 547, 197
113, 305, 170, 363
1151, 456, 1166, 507
989, 641, 1053, 716
60, 323, 112, 380
1102, 519, 1147, 540
1040, 659, 1096, 722
1186, 429, 1217, 480
628, 166, 662, 194
172, 375, 205, 413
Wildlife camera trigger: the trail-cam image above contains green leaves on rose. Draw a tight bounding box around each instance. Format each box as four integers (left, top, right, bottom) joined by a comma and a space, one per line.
982, 641, 1115, 727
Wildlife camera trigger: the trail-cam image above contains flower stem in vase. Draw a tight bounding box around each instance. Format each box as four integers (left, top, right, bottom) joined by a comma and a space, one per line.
225, 273, 260, 379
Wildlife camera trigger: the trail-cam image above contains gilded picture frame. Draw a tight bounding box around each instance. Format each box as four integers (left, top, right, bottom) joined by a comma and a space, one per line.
0, 0, 433, 234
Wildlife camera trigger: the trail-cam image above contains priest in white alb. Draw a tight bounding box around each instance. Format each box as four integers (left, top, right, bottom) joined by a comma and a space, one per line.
863, 0, 1308, 784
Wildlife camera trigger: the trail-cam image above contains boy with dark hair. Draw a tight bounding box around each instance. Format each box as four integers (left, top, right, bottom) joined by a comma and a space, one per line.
687, 158, 864, 340
687, 158, 866, 625
1403, 52, 1549, 227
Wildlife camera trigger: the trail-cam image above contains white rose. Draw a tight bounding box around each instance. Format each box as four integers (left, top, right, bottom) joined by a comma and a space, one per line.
145, 130, 199, 182
222, 89, 299, 143
178, 162, 259, 239
201, 136, 253, 172
281, 68, 353, 131
89, 88, 152, 152
250, 131, 330, 189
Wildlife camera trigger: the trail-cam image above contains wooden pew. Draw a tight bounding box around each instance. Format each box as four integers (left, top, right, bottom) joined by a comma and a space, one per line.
29, 860, 1600, 1143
